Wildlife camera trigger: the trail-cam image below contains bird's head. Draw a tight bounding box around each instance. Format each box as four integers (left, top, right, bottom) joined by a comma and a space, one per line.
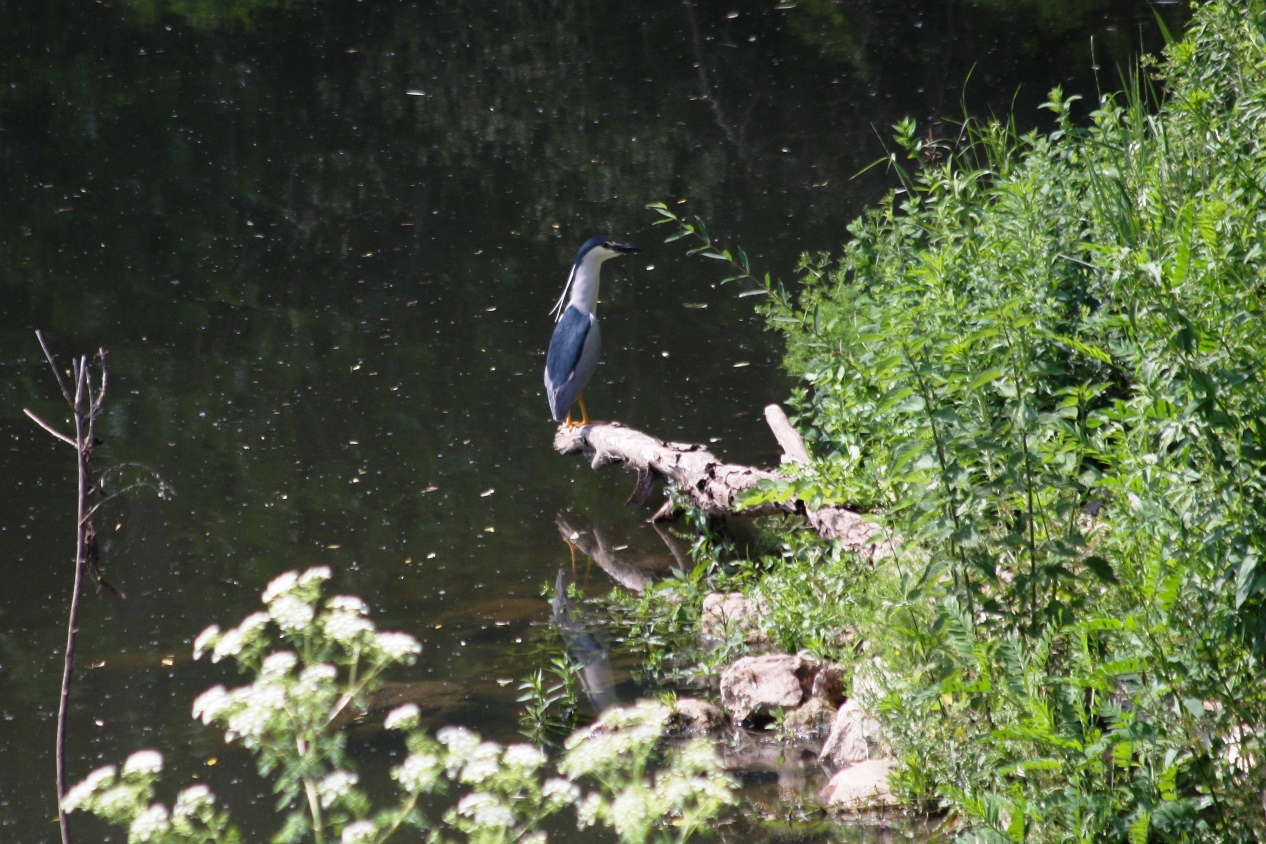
574, 237, 640, 268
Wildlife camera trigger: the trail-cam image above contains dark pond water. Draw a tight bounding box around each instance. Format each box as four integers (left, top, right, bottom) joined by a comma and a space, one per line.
0, 1, 1184, 841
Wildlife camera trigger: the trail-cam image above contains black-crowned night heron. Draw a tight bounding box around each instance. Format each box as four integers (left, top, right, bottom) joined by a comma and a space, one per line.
545, 237, 640, 425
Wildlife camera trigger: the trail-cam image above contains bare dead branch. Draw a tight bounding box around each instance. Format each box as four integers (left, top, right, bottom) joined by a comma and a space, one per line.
36, 330, 73, 406
553, 414, 894, 559
29, 336, 114, 844
764, 404, 811, 464
23, 409, 76, 448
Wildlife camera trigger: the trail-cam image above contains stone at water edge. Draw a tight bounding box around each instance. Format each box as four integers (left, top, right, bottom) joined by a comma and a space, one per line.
700, 592, 770, 645
670, 697, 728, 732
719, 653, 818, 722
818, 758, 899, 809
819, 698, 884, 770
783, 696, 837, 734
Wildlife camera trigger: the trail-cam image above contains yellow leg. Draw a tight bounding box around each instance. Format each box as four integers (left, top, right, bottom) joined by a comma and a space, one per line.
577, 394, 590, 425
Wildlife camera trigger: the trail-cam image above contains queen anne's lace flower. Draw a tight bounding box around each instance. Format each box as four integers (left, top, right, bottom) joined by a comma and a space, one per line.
128, 804, 171, 841
455, 792, 514, 828
299, 566, 331, 586
610, 788, 649, 839
323, 611, 374, 643
192, 686, 231, 724
542, 777, 580, 807
501, 743, 546, 773
299, 663, 337, 685
225, 683, 285, 742
675, 738, 721, 773
458, 742, 503, 784
95, 784, 136, 816
437, 726, 480, 755
61, 765, 116, 812
192, 625, 220, 660
172, 784, 215, 820
210, 628, 246, 663
237, 611, 271, 634
262, 570, 299, 604
122, 750, 164, 777
575, 792, 604, 828
375, 631, 422, 661
317, 770, 359, 808
327, 595, 368, 615
340, 820, 377, 844
268, 594, 315, 632
393, 753, 442, 792
260, 651, 298, 678
383, 703, 420, 731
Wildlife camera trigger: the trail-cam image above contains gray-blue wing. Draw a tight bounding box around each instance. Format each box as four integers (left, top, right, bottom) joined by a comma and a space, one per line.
545, 306, 600, 421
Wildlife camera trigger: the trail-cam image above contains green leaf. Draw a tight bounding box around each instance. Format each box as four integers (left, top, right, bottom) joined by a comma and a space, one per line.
969, 368, 1006, 390
1083, 555, 1119, 584
1128, 810, 1150, 844
1235, 549, 1260, 608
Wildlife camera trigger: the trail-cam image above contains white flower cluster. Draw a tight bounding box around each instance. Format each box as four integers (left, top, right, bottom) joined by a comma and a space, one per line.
323, 609, 374, 644
375, 631, 422, 662
191, 678, 297, 747
383, 703, 420, 731
560, 700, 670, 778
260, 650, 298, 678
461, 742, 504, 785
94, 784, 137, 818
609, 788, 651, 840
268, 594, 315, 632
121, 750, 164, 777
541, 777, 580, 808
172, 784, 215, 821
317, 770, 359, 808
193, 610, 271, 664
575, 791, 604, 829
437, 726, 481, 759
339, 819, 377, 844
558, 702, 735, 840
128, 803, 171, 842
454, 792, 514, 829
61, 765, 116, 813
393, 752, 442, 793
501, 743, 547, 774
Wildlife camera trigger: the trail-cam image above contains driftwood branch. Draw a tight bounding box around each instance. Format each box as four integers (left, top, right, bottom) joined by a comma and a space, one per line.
29, 335, 112, 844
553, 405, 892, 558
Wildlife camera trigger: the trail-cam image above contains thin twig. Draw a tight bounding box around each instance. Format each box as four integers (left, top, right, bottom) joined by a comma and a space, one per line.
22, 409, 76, 448
54, 358, 90, 844
36, 330, 73, 406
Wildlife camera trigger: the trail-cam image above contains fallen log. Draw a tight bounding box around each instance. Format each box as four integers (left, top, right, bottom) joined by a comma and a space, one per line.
552, 405, 892, 558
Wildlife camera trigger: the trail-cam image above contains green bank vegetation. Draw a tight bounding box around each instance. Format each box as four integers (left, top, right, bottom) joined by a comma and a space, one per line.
641, 1, 1266, 840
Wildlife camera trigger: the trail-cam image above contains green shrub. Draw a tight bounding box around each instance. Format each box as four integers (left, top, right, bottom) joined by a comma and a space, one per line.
657, 1, 1266, 840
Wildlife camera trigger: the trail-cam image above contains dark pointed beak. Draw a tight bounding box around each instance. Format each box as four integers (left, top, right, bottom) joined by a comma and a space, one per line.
611, 242, 640, 254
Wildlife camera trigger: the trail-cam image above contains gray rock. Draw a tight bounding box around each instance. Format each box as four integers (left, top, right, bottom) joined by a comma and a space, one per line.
670, 697, 728, 732
820, 697, 888, 770
719, 653, 818, 722
818, 758, 899, 809
810, 662, 849, 706
783, 696, 837, 735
